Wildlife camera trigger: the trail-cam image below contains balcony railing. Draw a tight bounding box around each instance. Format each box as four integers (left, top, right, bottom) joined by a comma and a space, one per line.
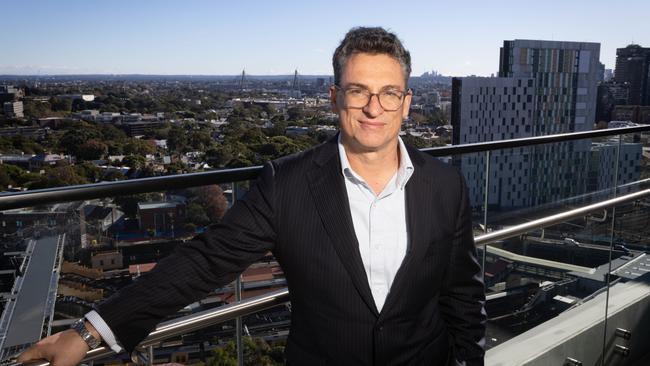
3, 125, 650, 365
1, 126, 648, 211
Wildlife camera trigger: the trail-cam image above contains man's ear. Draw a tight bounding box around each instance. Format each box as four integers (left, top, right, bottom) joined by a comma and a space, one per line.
402, 90, 413, 119
330, 86, 339, 114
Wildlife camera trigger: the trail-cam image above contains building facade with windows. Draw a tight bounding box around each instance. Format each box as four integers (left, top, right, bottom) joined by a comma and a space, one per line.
453, 39, 609, 209
614, 44, 650, 106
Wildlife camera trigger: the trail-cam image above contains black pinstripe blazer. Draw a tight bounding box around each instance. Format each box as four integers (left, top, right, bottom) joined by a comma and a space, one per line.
96, 136, 486, 365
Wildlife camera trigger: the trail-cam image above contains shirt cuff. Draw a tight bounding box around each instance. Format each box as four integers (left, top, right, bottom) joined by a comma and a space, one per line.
84, 310, 123, 354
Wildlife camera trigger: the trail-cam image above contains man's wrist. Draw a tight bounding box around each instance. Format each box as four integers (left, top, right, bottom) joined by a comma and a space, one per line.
71, 319, 103, 349
84, 321, 102, 343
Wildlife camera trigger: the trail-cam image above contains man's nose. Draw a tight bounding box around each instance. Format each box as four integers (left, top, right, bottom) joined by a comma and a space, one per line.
362, 94, 384, 117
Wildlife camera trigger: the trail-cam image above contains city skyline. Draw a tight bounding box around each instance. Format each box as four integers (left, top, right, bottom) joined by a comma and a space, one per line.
1, 0, 649, 77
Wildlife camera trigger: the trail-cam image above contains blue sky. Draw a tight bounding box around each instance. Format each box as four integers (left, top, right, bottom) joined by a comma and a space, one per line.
1, 0, 648, 76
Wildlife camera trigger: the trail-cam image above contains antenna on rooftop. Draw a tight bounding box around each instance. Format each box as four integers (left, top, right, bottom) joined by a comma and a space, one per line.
239, 69, 246, 91
292, 69, 299, 91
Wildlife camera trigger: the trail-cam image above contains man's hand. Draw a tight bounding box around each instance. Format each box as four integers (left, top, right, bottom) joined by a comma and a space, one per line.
17, 321, 100, 366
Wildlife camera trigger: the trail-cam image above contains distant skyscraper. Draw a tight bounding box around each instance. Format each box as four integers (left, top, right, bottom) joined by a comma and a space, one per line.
453, 40, 612, 208
614, 44, 650, 106
3, 101, 24, 119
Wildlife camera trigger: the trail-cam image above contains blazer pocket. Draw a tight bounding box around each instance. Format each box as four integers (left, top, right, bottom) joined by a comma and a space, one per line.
413, 329, 451, 365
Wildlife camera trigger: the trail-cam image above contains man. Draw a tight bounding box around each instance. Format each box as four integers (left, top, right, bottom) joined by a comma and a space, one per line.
19, 27, 485, 365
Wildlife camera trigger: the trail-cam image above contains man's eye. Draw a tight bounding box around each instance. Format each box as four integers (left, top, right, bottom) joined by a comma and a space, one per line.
347, 89, 366, 96
383, 90, 402, 98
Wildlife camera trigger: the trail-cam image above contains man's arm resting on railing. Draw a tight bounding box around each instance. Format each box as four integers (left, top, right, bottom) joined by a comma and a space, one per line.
16, 321, 101, 366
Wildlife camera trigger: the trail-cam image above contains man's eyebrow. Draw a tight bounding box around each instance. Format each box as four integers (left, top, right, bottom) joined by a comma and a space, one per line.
344, 82, 369, 89
343, 82, 404, 90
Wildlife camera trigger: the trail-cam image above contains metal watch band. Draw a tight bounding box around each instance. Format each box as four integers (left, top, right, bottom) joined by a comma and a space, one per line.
71, 319, 102, 349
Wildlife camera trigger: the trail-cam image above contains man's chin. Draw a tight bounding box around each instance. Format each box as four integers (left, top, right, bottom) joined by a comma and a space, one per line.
345, 138, 397, 154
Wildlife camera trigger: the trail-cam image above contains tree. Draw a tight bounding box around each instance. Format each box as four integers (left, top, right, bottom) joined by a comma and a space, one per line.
22, 100, 52, 118
77, 139, 108, 161
409, 112, 428, 126
49, 97, 72, 112
205, 145, 234, 168
208, 338, 283, 366
100, 124, 127, 141
402, 134, 430, 149
239, 128, 266, 146
74, 162, 102, 182
287, 106, 308, 122
28, 166, 87, 189
123, 139, 156, 156
167, 126, 188, 152
186, 202, 210, 227
102, 170, 126, 181
189, 130, 213, 150
192, 185, 228, 223
0, 169, 12, 191
165, 160, 187, 174
266, 120, 288, 137
257, 136, 302, 159
59, 124, 102, 156
122, 154, 146, 169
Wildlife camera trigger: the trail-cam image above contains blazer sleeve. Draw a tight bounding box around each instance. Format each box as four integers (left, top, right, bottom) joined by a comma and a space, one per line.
95, 162, 278, 353
438, 171, 486, 366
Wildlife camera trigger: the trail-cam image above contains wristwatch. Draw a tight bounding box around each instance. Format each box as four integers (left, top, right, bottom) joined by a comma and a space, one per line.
71, 319, 102, 349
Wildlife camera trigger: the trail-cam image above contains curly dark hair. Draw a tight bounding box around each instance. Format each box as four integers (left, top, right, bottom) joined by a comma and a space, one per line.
332, 27, 411, 86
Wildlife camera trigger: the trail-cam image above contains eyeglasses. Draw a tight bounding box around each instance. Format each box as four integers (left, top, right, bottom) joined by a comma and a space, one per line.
335, 85, 410, 112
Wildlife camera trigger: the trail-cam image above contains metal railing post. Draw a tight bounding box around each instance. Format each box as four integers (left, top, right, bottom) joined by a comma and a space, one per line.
232, 182, 244, 366
236, 275, 244, 366
147, 346, 153, 366
601, 134, 623, 366
482, 150, 490, 271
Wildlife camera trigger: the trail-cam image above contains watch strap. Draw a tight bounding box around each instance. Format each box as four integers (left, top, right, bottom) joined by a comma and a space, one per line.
71, 319, 102, 349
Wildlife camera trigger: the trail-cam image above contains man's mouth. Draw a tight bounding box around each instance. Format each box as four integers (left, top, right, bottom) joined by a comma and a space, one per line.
358, 120, 385, 128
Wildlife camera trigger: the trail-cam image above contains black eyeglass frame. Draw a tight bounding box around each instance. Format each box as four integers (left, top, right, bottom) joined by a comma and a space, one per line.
333, 85, 412, 112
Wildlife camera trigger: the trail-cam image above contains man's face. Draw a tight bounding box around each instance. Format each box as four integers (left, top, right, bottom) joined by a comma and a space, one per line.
330, 52, 411, 154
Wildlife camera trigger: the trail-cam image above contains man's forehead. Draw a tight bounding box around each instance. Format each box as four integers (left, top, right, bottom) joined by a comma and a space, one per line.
340, 53, 406, 89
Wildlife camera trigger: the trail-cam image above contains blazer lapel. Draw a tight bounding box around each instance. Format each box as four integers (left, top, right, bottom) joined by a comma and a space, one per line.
380, 146, 439, 314
306, 137, 379, 316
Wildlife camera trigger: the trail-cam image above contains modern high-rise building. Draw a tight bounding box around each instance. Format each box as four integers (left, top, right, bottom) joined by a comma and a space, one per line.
3, 101, 24, 119
498, 40, 601, 134
614, 44, 650, 106
452, 40, 641, 209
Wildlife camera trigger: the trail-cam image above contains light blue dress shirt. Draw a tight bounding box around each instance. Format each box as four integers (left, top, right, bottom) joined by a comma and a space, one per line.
337, 135, 414, 312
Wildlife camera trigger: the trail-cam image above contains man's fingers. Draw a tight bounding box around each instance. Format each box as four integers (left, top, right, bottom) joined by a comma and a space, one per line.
16, 344, 44, 362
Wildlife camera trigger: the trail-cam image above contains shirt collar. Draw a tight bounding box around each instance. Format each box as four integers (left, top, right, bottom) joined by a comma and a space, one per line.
337, 133, 415, 190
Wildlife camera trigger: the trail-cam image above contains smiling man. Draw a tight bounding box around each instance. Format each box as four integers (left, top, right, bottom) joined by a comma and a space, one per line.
19, 27, 485, 366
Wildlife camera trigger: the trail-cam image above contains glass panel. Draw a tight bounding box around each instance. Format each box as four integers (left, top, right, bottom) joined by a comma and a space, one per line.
481, 137, 621, 352
0, 180, 291, 363
484, 132, 650, 364
0, 201, 82, 359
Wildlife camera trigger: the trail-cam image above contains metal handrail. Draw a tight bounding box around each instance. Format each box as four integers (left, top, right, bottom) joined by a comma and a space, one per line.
1, 126, 648, 211
10, 183, 650, 366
